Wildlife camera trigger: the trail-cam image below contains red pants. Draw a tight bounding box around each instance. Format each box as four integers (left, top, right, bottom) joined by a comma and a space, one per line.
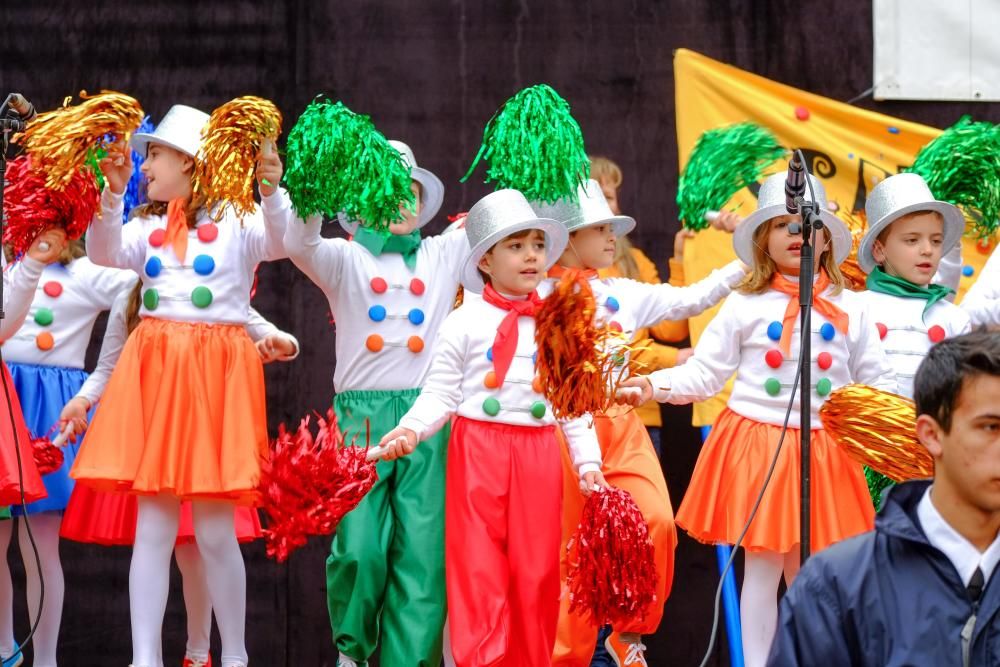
446, 417, 563, 667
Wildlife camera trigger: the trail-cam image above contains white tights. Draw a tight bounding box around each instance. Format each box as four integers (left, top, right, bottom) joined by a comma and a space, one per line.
174, 543, 212, 663
740, 549, 801, 667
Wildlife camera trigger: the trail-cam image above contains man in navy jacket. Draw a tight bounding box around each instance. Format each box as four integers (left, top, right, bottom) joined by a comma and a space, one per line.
767, 331, 1000, 667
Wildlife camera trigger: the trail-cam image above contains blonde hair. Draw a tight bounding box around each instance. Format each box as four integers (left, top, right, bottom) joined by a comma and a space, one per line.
125, 279, 143, 334
130, 192, 207, 229
611, 235, 640, 279
58, 238, 87, 265
736, 218, 846, 295
589, 155, 622, 189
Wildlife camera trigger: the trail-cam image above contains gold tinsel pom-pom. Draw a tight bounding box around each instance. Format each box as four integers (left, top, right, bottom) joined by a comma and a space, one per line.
18, 90, 144, 190
819, 384, 934, 482
837, 209, 868, 291
194, 96, 282, 219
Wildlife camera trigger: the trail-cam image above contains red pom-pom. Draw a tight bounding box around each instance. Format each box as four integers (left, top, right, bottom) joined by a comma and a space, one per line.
31, 436, 64, 476
3, 156, 99, 255
258, 409, 379, 562
566, 487, 658, 627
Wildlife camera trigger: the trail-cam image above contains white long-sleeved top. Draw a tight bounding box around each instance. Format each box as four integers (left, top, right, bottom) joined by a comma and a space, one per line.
647, 282, 897, 429
87, 187, 291, 325
961, 245, 1000, 328
397, 292, 601, 474
934, 242, 962, 296
0, 256, 45, 342
857, 291, 971, 398
284, 216, 467, 392
74, 285, 299, 407
3, 258, 134, 368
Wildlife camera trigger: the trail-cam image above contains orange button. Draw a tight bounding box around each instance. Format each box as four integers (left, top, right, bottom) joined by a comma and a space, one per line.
532, 376, 543, 394
484, 370, 499, 389
366, 334, 384, 352
408, 336, 425, 353
36, 332, 54, 351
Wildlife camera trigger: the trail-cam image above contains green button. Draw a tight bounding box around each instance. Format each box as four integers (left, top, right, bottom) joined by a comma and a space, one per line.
33, 307, 53, 327
764, 378, 781, 396
191, 286, 213, 309
483, 397, 501, 417
143, 288, 159, 311
530, 401, 547, 419
816, 378, 832, 396
612, 352, 627, 367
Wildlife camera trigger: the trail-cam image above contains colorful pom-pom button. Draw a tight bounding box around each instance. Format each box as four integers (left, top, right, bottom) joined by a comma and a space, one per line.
530, 401, 547, 419
148, 229, 166, 247
484, 371, 500, 389
532, 351, 538, 365
486, 347, 494, 362
765, 349, 783, 369
370, 277, 388, 294
407, 336, 424, 353
817, 351, 833, 371
820, 323, 836, 341
143, 289, 159, 311
482, 397, 501, 417
410, 278, 426, 295
408, 308, 425, 325
35, 332, 54, 351
794, 106, 810, 121
368, 305, 387, 322
963, 265, 975, 277
193, 254, 215, 276
887, 126, 900, 135
764, 378, 782, 396
365, 334, 384, 352
145, 256, 163, 278
42, 281, 62, 298
33, 308, 54, 327
191, 286, 213, 309
816, 378, 832, 396
767, 321, 783, 341
608, 321, 623, 333
928, 325, 946, 343
532, 376, 543, 393
197, 223, 219, 243
605, 296, 620, 313
876, 322, 888, 340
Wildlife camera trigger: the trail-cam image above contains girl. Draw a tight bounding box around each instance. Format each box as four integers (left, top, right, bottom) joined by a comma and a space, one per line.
70, 104, 292, 667
618, 172, 896, 667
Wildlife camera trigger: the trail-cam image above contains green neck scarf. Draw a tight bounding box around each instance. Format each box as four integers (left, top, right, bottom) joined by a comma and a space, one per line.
352, 226, 422, 270
865, 266, 954, 318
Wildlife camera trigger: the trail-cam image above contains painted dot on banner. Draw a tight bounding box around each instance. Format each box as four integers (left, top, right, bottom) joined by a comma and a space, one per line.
530, 401, 547, 419
143, 288, 159, 311
963, 265, 975, 277
484, 371, 499, 389
605, 296, 620, 313
145, 256, 162, 278
820, 323, 836, 341
764, 378, 782, 396
486, 347, 494, 362
482, 397, 501, 417
148, 229, 166, 247
365, 334, 384, 352
191, 286, 213, 309
876, 322, 888, 340
197, 223, 219, 243
816, 378, 833, 396
977, 238, 993, 255
765, 349, 783, 369
408, 308, 425, 325
767, 321, 783, 341
887, 126, 900, 135
42, 281, 63, 298
794, 106, 810, 121
193, 254, 215, 276
33, 308, 54, 327
370, 277, 388, 294
407, 336, 425, 353
35, 332, 54, 351
410, 278, 426, 295
532, 376, 543, 393
368, 305, 387, 322
817, 351, 833, 370
848, 153, 855, 160
928, 325, 946, 343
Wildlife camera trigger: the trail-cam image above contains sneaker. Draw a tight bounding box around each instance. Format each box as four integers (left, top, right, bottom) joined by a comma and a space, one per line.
605, 632, 648, 667
337, 654, 367, 667
1, 643, 22, 667
182, 655, 212, 667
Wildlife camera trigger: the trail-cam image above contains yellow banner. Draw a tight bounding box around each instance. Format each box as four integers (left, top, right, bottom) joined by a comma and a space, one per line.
674, 48, 998, 426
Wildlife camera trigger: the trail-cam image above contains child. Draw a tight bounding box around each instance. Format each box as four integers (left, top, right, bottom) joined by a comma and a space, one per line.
961, 243, 1000, 328
70, 103, 292, 667
377, 189, 605, 667
617, 172, 896, 667
283, 140, 465, 667
533, 179, 747, 666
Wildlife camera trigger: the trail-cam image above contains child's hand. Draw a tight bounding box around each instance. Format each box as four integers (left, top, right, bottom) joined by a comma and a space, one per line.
256, 140, 282, 197
255, 334, 297, 363
673, 229, 696, 260
57, 397, 90, 444
579, 469, 610, 498
710, 210, 743, 234
27, 228, 68, 264
377, 426, 417, 461
616, 376, 653, 406
98, 141, 133, 195
675, 347, 694, 365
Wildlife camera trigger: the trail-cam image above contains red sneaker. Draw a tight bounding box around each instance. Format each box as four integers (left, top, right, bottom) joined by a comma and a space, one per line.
181, 656, 211, 667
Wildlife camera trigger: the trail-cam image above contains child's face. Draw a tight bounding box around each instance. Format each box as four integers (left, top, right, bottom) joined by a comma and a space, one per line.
561, 224, 616, 270
478, 229, 547, 295
387, 182, 423, 236
599, 181, 621, 215
141, 143, 194, 202
764, 214, 830, 275
872, 211, 945, 286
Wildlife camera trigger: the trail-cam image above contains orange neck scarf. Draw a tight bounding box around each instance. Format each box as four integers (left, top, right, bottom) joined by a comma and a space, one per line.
769, 270, 849, 356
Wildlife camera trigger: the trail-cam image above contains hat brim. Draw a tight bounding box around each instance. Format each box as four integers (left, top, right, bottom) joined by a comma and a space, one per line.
734, 204, 852, 266
129, 133, 197, 160
461, 217, 568, 294
566, 214, 636, 238
857, 200, 965, 274
338, 167, 445, 234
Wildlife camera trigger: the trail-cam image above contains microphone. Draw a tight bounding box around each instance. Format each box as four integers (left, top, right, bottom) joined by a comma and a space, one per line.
785, 152, 806, 215
8, 94, 36, 121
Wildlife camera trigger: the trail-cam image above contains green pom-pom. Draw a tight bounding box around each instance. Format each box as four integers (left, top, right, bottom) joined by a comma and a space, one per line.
462, 84, 589, 203
284, 99, 415, 232
908, 116, 1000, 239
677, 123, 785, 231
864, 466, 895, 510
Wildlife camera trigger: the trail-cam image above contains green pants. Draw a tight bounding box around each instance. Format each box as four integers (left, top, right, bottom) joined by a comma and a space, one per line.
326, 388, 447, 666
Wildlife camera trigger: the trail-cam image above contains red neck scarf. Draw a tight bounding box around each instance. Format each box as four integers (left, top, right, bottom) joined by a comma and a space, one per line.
481, 283, 544, 386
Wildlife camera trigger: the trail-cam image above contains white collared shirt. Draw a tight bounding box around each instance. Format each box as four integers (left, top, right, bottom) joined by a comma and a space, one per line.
918, 486, 1000, 588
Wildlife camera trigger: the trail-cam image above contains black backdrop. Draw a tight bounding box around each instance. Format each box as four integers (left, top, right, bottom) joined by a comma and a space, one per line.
2, 2, 999, 665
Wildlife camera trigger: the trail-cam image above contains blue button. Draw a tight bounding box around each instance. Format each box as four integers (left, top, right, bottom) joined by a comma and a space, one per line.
368, 305, 387, 322
820, 323, 836, 341
963, 265, 975, 277
408, 308, 425, 325
144, 256, 162, 278
532, 351, 538, 365
767, 321, 783, 341
605, 296, 620, 313
486, 347, 493, 362
193, 254, 215, 276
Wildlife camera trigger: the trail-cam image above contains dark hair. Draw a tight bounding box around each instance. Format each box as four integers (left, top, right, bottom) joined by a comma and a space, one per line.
914, 331, 1000, 432
476, 228, 542, 286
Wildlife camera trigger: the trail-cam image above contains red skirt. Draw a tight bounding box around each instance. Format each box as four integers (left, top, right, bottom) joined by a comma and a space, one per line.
676, 408, 874, 554
0, 363, 46, 505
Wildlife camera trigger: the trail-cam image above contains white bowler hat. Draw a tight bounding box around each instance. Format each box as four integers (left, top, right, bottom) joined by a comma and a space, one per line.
530, 179, 636, 237
130, 104, 209, 159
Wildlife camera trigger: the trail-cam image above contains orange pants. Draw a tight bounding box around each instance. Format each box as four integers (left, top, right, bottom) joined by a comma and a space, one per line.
552, 407, 677, 666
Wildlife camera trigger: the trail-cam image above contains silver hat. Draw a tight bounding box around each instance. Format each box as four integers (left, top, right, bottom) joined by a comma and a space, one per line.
858, 173, 964, 274
461, 189, 568, 293
339, 139, 445, 233
130, 104, 209, 159
734, 171, 851, 266
531, 179, 636, 236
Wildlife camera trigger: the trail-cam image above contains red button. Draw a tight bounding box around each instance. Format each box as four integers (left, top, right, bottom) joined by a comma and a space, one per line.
410, 278, 426, 295
42, 281, 63, 298
928, 325, 946, 343
370, 277, 388, 294
149, 229, 166, 247
197, 223, 219, 243
876, 323, 888, 340
608, 321, 623, 333
817, 351, 833, 370
765, 349, 783, 369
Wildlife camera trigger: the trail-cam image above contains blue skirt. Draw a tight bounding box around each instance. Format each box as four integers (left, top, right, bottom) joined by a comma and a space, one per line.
8, 363, 92, 514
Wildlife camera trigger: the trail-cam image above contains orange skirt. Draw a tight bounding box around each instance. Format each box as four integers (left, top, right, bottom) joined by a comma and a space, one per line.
70, 318, 268, 505
676, 407, 874, 554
